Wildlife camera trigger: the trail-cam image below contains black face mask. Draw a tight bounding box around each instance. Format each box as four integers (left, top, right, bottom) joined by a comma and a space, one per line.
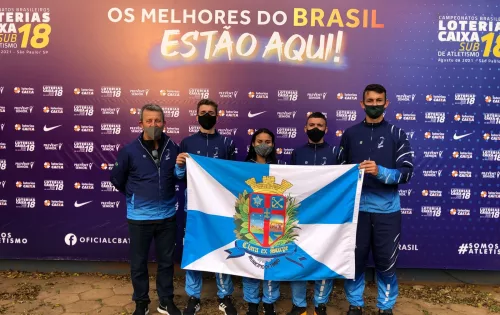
198, 113, 217, 130
306, 128, 325, 143
364, 105, 385, 119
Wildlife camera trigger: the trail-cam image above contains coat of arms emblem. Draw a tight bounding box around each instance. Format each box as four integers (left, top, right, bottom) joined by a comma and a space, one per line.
226, 176, 304, 267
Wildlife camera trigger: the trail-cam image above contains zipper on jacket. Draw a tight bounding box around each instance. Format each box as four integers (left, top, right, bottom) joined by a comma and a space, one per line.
369, 126, 374, 160
138, 138, 169, 217
314, 145, 317, 165
206, 133, 209, 157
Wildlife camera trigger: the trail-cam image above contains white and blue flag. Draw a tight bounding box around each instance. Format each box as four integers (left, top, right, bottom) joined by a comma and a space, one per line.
181, 155, 364, 281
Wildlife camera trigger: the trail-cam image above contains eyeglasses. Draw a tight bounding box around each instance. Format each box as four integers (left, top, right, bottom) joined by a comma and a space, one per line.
152, 149, 160, 167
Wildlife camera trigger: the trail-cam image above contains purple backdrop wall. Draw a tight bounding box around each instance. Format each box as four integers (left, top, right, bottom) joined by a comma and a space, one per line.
0, 0, 499, 270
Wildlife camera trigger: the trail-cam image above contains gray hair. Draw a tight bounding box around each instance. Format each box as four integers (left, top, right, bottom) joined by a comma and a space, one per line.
140, 103, 165, 122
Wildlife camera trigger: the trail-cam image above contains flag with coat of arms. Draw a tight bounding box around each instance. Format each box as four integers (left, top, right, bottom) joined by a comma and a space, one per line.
181, 155, 364, 281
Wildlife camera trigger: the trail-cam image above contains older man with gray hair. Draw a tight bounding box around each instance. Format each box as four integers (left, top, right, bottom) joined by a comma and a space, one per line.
111, 103, 181, 315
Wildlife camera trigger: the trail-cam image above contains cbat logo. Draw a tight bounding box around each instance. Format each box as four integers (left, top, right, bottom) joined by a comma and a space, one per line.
225, 176, 305, 269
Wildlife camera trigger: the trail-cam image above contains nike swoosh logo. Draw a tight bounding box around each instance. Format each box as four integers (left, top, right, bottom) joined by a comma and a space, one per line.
74, 201, 92, 208
44, 125, 62, 132
248, 111, 266, 118
453, 132, 473, 140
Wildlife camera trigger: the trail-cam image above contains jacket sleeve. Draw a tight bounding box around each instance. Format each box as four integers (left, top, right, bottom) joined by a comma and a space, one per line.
110, 147, 129, 194
290, 149, 296, 165
175, 139, 186, 179
175, 164, 186, 179
375, 128, 414, 185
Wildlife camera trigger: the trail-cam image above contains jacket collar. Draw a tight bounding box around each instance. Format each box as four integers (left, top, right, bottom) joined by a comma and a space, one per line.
197, 129, 220, 139
248, 158, 272, 164
363, 118, 387, 128
307, 141, 329, 149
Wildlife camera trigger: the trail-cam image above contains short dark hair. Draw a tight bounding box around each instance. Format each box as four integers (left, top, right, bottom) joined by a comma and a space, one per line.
363, 84, 387, 100
140, 103, 164, 122
306, 112, 327, 126
197, 99, 218, 114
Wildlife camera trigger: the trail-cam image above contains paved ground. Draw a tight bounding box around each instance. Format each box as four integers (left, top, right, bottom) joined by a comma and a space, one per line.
0, 270, 499, 314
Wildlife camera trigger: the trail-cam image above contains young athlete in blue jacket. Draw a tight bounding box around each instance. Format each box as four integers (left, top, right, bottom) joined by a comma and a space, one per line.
175, 99, 238, 315
288, 112, 338, 315
339, 84, 414, 315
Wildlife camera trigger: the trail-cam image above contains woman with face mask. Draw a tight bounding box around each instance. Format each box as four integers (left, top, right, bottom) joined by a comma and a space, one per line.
242, 128, 283, 315
244, 128, 283, 165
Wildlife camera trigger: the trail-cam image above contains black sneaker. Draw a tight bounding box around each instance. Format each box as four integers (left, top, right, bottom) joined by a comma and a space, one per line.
379, 309, 393, 315
133, 301, 150, 315
347, 305, 362, 315
315, 303, 327, 315
218, 295, 238, 315
287, 304, 307, 315
246, 303, 259, 315
183, 296, 201, 315
158, 300, 181, 315
263, 303, 277, 315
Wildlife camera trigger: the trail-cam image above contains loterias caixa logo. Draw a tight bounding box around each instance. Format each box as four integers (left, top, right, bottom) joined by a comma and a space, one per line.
226, 176, 305, 269
0, 8, 51, 55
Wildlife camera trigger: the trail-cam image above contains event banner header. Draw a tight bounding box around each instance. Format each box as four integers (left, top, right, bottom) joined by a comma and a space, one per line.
107, 8, 386, 64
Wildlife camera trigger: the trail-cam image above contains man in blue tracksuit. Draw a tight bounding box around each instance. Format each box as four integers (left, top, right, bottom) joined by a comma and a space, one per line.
339, 84, 414, 315
288, 112, 337, 315
175, 99, 238, 315
110, 104, 181, 315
